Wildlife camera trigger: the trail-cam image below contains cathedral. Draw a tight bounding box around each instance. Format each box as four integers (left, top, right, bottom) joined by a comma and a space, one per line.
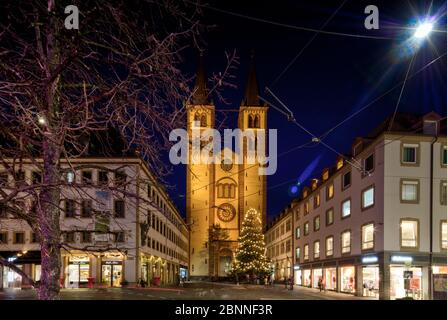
186, 54, 268, 279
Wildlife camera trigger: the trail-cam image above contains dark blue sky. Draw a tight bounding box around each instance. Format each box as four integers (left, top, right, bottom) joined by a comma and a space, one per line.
165, 0, 447, 222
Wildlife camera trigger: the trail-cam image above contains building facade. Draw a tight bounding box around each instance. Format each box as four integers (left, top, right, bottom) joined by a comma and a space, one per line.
291, 112, 447, 299
186, 55, 268, 279
265, 208, 293, 282
0, 157, 188, 289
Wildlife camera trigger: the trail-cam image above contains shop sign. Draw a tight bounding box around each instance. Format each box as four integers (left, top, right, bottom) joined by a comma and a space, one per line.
362, 256, 378, 264
104, 261, 122, 265
293, 265, 301, 270
391, 255, 413, 263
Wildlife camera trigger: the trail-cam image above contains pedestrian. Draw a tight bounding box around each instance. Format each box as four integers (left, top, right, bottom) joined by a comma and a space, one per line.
318, 277, 323, 292
289, 276, 294, 290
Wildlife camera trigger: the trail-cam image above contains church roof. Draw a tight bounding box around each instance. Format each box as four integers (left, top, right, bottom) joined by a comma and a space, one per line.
191, 53, 211, 105
241, 52, 262, 107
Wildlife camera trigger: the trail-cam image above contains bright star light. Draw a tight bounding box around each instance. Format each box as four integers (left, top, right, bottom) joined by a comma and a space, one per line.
414, 22, 433, 39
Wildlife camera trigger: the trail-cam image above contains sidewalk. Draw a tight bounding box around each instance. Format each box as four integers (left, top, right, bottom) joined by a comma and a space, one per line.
286, 285, 377, 300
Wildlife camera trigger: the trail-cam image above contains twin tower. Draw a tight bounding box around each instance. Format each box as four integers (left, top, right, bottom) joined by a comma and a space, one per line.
186, 54, 268, 279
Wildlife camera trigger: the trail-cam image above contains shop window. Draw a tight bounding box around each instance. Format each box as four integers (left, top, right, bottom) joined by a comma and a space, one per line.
314, 241, 320, 259
295, 226, 301, 239
362, 223, 374, 250
362, 186, 374, 209
314, 216, 320, 232
400, 219, 418, 249
441, 182, 447, 205
304, 222, 309, 236
341, 230, 351, 254
326, 183, 334, 200
401, 180, 419, 203
364, 154, 374, 173
441, 221, 447, 250
326, 208, 334, 226
65, 199, 76, 218
341, 199, 351, 218
0, 232, 8, 244
340, 266, 356, 293
114, 199, 125, 218
80, 231, 92, 243
81, 171, 93, 185
81, 200, 92, 218
98, 171, 109, 186
342, 171, 351, 190
304, 244, 309, 261
326, 236, 334, 256
402, 143, 418, 164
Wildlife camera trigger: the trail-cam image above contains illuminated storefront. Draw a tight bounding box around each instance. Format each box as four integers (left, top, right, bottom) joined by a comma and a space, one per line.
362, 266, 379, 298
303, 269, 311, 287
324, 268, 337, 291
66, 255, 90, 288
312, 268, 322, 288
340, 266, 355, 293
389, 266, 422, 300
294, 267, 302, 286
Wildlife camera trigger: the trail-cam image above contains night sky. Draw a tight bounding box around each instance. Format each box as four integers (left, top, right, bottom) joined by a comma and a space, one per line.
166, 0, 447, 222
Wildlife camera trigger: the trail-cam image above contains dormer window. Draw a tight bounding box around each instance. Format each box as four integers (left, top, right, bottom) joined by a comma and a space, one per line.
423, 120, 438, 135
336, 158, 344, 170
322, 169, 329, 181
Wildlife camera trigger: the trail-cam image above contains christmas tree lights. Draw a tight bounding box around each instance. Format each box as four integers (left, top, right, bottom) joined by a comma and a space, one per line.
231, 208, 272, 279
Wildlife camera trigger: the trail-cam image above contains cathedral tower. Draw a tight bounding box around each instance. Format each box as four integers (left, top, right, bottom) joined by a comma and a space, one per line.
187, 53, 268, 279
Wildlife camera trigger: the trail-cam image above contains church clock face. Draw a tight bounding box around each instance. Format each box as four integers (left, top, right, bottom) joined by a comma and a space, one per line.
217, 203, 236, 222
220, 158, 233, 172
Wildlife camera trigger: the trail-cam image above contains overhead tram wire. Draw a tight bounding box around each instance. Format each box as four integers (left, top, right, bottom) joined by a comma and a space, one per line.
260, 88, 366, 173
270, 0, 348, 88
388, 52, 417, 131
317, 50, 447, 140
188, 0, 393, 40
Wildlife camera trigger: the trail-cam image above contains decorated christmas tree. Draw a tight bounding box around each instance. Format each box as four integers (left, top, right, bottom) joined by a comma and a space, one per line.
232, 208, 271, 280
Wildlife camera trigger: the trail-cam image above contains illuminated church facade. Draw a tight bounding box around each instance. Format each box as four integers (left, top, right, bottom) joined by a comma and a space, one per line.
186, 55, 268, 279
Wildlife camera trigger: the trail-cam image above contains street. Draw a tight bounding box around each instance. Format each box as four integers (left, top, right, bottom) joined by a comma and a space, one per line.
0, 282, 370, 300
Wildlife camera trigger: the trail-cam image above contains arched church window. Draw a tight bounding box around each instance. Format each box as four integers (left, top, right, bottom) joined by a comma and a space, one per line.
254, 115, 260, 128
200, 115, 207, 127
194, 113, 200, 125
216, 178, 237, 199
248, 114, 254, 128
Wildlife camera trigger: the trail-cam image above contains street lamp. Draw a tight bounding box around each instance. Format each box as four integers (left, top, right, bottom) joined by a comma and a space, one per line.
414, 21, 434, 39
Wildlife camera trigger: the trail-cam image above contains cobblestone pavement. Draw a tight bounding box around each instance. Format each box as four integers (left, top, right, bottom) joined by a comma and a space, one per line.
0, 282, 371, 300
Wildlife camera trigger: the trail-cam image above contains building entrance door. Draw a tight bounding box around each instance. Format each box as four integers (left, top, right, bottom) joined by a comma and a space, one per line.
101, 263, 123, 287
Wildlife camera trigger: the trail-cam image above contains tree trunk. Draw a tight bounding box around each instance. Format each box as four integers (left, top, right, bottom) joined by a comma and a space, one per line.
38, 137, 61, 300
